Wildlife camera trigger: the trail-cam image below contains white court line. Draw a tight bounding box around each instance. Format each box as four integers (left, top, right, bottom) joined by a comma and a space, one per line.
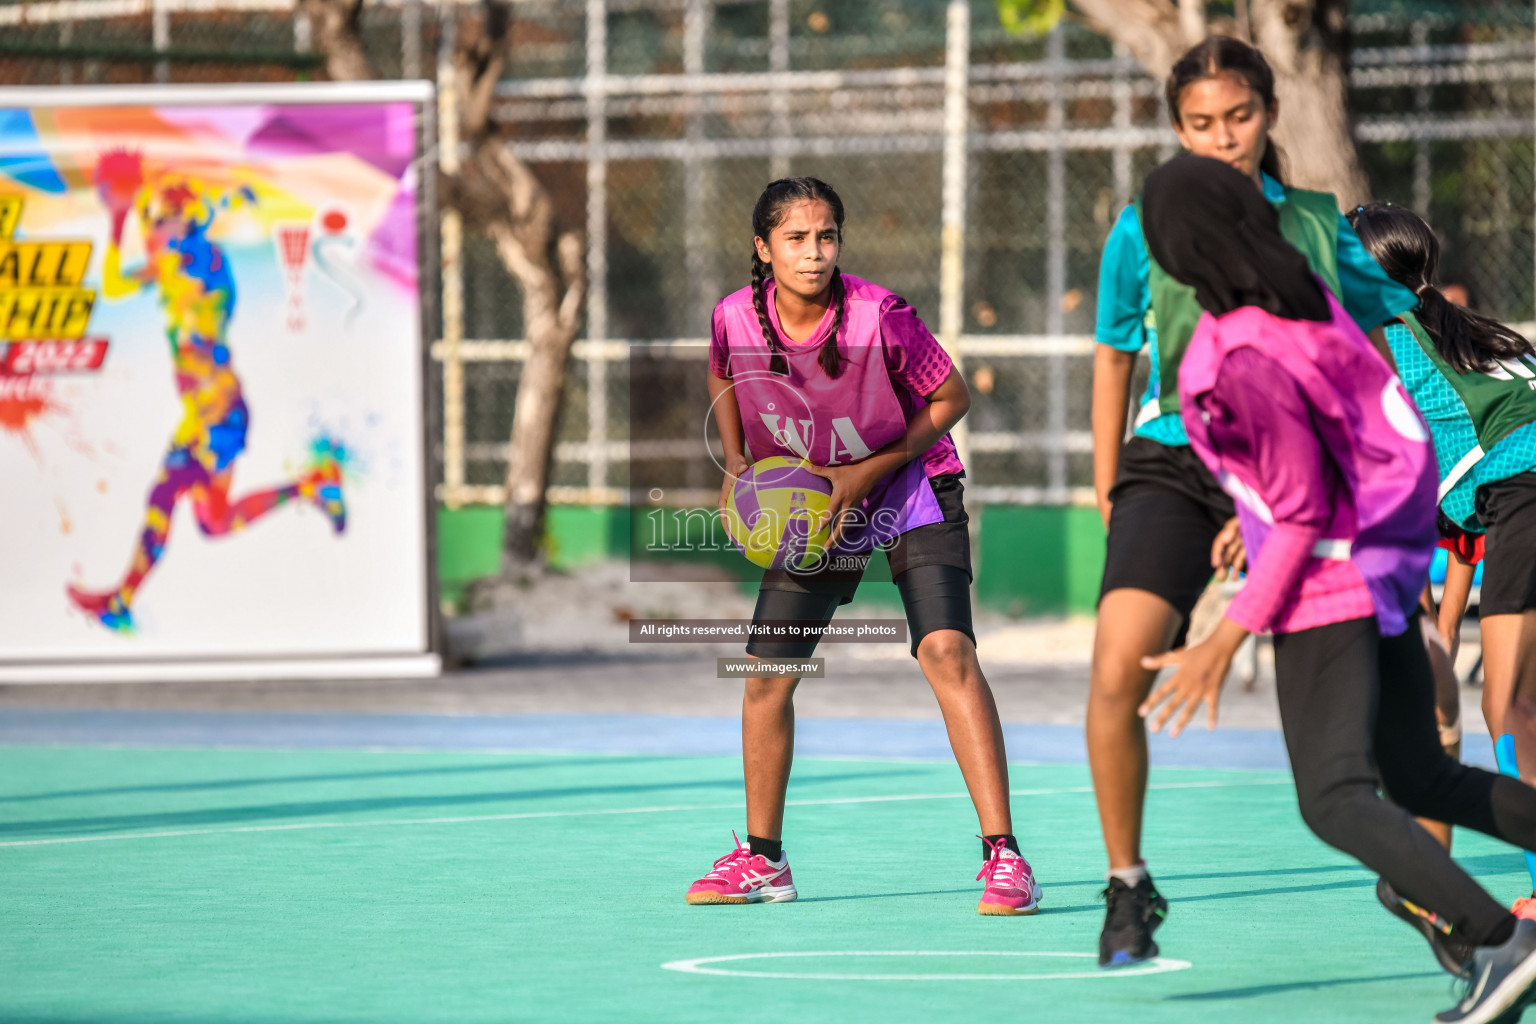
0, 778, 1289, 850
660, 950, 1194, 981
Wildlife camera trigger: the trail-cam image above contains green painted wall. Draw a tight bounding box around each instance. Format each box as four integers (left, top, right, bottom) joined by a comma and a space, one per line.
438, 504, 1106, 616
972, 505, 1106, 616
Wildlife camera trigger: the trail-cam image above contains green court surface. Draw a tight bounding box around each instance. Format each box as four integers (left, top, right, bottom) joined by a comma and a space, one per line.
0, 746, 1526, 1024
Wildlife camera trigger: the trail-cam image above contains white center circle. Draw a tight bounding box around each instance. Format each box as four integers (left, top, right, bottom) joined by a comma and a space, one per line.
660, 950, 1193, 981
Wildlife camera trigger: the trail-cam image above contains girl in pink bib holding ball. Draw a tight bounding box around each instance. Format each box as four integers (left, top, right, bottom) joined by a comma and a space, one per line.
685, 177, 1041, 916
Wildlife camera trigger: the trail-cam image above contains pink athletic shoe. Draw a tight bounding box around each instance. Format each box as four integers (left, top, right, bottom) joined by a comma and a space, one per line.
685, 832, 798, 905
977, 837, 1042, 916
1514, 894, 1536, 921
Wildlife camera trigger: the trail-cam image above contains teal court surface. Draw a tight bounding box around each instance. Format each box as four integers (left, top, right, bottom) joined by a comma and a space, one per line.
0, 709, 1525, 1024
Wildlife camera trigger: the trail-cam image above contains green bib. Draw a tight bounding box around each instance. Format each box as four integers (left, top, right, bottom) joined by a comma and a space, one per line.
1137, 186, 1344, 418
1397, 309, 1536, 494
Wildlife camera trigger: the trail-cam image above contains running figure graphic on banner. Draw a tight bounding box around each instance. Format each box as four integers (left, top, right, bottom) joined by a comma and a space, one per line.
65, 150, 347, 633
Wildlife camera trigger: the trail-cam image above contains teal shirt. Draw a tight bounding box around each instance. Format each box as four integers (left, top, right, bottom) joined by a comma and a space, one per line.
1094, 173, 1419, 446
1385, 320, 1536, 531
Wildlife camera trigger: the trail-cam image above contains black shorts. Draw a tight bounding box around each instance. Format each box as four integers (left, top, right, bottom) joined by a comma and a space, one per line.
746, 472, 973, 659
1475, 471, 1536, 616
1099, 436, 1236, 632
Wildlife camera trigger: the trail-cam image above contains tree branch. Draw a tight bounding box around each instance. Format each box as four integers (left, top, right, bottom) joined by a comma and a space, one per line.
1177, 0, 1206, 45
456, 1, 510, 138
1068, 0, 1183, 79
297, 0, 374, 81
1249, 0, 1367, 203
555, 231, 585, 334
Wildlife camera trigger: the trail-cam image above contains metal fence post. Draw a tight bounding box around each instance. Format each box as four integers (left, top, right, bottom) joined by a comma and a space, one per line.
438, 13, 466, 508
1112, 42, 1132, 208
684, 0, 714, 337
152, 0, 169, 83
586, 0, 610, 497
940, 0, 970, 465
294, 8, 312, 54
59, 21, 74, 85
403, 0, 423, 81
769, 0, 791, 181
1045, 26, 1067, 503
1412, 21, 1431, 215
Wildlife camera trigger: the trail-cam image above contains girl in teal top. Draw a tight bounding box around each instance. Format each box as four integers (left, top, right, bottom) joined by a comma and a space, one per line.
1096, 179, 1417, 445
1085, 34, 1420, 971
1349, 202, 1536, 759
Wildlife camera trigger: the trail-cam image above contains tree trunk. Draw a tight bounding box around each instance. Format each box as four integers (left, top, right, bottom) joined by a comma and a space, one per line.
298, 0, 374, 82
1251, 0, 1368, 206
448, 9, 587, 573
1069, 0, 1185, 80
468, 145, 586, 566
1067, 0, 1369, 208
306, 0, 588, 595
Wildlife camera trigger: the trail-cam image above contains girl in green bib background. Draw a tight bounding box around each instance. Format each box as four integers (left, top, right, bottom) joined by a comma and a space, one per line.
1349, 202, 1536, 795
1087, 35, 1418, 967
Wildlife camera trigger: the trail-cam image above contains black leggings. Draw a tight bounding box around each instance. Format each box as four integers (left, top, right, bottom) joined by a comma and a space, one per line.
1274, 617, 1536, 946
746, 563, 974, 659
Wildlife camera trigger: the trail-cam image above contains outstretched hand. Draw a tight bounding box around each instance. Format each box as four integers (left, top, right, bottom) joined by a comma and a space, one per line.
1138, 618, 1249, 738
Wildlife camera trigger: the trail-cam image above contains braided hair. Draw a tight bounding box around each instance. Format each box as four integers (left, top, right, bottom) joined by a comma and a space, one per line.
750, 177, 847, 378
1348, 202, 1535, 375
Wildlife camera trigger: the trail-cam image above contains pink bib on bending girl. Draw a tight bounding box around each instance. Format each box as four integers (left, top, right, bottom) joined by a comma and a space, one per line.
1177, 286, 1438, 636
710, 274, 950, 554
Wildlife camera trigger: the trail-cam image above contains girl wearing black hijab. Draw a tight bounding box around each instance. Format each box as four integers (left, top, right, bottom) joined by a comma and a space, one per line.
1085, 38, 1419, 970
1138, 154, 1536, 1024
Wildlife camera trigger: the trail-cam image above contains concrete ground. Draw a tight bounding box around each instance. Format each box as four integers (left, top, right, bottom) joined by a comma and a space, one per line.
0, 604, 1491, 737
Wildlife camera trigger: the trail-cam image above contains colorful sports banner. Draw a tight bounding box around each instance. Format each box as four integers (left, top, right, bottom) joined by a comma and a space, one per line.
0, 83, 436, 680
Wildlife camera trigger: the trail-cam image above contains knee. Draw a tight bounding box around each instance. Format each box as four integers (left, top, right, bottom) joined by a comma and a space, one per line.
1507, 685, 1536, 733
915, 629, 976, 678
191, 507, 228, 537
1090, 645, 1157, 706
743, 675, 797, 708
1295, 780, 1372, 849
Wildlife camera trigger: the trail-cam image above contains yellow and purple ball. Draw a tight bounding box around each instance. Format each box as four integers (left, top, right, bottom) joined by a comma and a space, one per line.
722, 456, 834, 570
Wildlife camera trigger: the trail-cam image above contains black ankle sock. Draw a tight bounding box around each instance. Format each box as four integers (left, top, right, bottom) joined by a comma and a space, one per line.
747, 834, 782, 862
982, 834, 1021, 859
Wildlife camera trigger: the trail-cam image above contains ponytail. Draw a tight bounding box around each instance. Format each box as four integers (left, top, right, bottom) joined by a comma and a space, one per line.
1348, 201, 1536, 375
1415, 283, 1535, 376
1259, 142, 1284, 186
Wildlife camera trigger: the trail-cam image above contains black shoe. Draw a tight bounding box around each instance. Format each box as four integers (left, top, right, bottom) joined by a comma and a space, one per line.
1378, 878, 1476, 975
1098, 875, 1168, 967
1436, 919, 1536, 1024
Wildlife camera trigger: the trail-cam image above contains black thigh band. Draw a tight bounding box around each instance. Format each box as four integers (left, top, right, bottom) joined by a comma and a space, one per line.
744, 563, 975, 660
894, 563, 975, 656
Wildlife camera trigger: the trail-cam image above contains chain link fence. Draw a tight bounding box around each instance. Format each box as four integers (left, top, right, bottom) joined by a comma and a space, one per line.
4, 0, 1534, 508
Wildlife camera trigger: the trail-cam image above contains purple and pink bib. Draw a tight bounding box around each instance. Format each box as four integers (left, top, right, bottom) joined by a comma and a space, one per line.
710, 274, 960, 553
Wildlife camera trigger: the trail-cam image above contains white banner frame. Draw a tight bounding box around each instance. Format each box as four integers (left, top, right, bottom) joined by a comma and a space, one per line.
0, 81, 440, 682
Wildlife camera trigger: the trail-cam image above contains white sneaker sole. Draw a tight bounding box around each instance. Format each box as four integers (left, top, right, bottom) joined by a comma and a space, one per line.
978, 885, 1043, 916
1442, 949, 1536, 1024
686, 883, 798, 905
